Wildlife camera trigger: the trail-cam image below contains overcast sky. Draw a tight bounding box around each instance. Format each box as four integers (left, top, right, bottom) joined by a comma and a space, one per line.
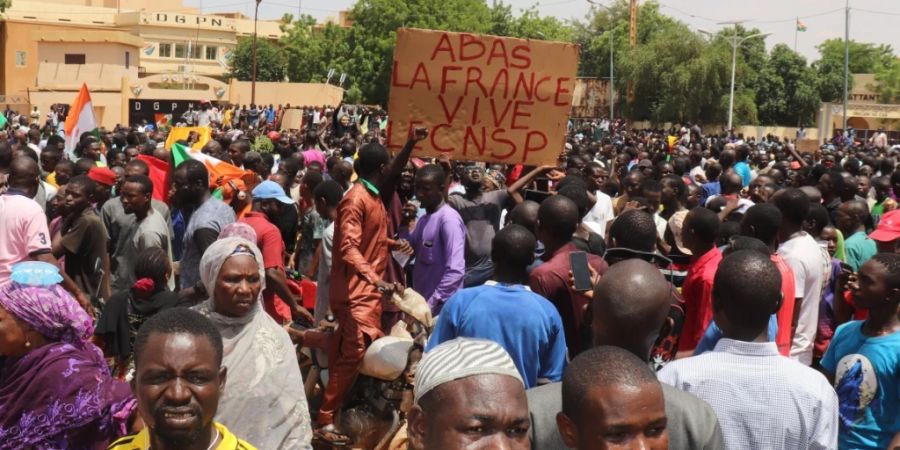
186, 0, 899, 62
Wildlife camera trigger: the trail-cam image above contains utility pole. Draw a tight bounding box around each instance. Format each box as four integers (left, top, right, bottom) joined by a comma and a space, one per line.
586, 0, 615, 119
252, 0, 262, 105
627, 0, 637, 102
701, 27, 769, 132
609, 29, 614, 119
842, 0, 849, 134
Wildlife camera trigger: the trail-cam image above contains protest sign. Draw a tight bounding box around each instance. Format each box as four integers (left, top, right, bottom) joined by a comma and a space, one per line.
796, 138, 819, 153
386, 28, 579, 166
281, 109, 304, 130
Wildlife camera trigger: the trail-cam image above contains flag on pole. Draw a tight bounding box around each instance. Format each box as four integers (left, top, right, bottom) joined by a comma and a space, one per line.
171, 142, 259, 198
0, 114, 7, 130
796, 19, 807, 32
64, 83, 99, 157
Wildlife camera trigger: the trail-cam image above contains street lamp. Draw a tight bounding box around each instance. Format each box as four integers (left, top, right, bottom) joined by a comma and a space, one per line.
701, 27, 770, 132
251, 0, 262, 105
586, 0, 614, 119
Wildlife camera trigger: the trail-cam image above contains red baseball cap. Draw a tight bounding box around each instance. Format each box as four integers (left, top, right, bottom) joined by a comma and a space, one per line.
87, 167, 116, 187
869, 209, 900, 242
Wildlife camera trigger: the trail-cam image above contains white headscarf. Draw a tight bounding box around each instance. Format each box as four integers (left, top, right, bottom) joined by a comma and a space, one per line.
193, 237, 313, 449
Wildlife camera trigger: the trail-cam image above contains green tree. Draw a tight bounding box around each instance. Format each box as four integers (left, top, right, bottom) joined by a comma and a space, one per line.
572, 0, 630, 80
498, 5, 573, 41
710, 25, 768, 104
281, 15, 352, 86
813, 39, 895, 101
345, 0, 495, 105
755, 44, 820, 126
229, 37, 286, 82
614, 2, 731, 124
0, 0, 11, 13
873, 60, 900, 104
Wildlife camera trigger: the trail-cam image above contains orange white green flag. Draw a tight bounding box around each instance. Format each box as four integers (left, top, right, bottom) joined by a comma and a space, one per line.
64, 83, 99, 158
171, 142, 259, 198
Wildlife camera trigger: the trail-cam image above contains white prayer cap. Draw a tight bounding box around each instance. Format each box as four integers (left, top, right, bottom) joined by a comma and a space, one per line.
414, 337, 523, 404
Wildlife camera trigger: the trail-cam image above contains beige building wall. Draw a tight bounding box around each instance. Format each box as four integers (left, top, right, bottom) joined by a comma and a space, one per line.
30, 89, 125, 128
40, 0, 193, 12
1, 21, 74, 97
38, 43, 137, 67
229, 81, 345, 107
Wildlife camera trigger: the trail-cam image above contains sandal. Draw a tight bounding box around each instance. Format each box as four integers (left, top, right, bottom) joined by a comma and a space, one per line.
314, 424, 352, 447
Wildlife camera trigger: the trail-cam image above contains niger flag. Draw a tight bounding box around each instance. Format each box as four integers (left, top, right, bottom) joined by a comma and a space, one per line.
64, 84, 99, 157
171, 143, 259, 198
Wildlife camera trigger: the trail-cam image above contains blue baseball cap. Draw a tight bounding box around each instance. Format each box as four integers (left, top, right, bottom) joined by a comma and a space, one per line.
252, 180, 294, 204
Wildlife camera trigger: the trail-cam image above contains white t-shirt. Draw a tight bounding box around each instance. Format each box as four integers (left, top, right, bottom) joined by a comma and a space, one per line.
777, 232, 829, 365
583, 190, 614, 238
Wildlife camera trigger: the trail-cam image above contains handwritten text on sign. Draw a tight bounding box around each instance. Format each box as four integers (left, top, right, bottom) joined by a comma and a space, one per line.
386, 29, 579, 165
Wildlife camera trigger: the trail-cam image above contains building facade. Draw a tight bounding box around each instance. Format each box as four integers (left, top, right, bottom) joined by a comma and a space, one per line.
0, 0, 347, 128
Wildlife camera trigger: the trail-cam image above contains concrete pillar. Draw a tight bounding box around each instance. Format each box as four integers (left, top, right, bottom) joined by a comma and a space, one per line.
121, 76, 129, 126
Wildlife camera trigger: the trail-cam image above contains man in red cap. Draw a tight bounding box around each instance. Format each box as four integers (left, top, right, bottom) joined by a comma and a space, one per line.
87, 166, 116, 210
869, 209, 900, 253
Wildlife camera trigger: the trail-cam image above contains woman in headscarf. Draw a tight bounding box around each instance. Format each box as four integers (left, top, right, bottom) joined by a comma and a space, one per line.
0, 262, 134, 449
193, 237, 313, 449
95, 247, 188, 379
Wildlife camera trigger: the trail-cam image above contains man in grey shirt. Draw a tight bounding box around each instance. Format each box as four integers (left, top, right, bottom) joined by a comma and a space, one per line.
171, 159, 234, 291
103, 159, 170, 291
527, 260, 726, 450
113, 174, 173, 291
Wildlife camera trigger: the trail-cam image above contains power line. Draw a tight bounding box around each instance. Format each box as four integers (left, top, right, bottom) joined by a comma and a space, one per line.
656, 2, 845, 26
537, 0, 580, 7
656, 2, 724, 23
852, 7, 900, 17
750, 7, 844, 24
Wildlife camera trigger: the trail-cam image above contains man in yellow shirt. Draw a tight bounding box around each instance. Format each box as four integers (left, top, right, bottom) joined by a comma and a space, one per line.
107, 308, 257, 450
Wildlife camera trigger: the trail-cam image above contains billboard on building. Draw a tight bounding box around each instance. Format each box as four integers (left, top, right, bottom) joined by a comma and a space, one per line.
570, 77, 611, 118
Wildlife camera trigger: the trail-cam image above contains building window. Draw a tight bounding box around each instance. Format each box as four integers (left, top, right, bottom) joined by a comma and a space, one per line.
125, 51, 130, 69
189, 43, 202, 60
15, 51, 26, 67
64, 54, 86, 64
159, 43, 172, 58
205, 46, 218, 60
174, 43, 186, 58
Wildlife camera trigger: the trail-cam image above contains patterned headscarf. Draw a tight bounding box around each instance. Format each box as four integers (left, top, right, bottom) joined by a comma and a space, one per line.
219, 222, 258, 243
0, 281, 94, 345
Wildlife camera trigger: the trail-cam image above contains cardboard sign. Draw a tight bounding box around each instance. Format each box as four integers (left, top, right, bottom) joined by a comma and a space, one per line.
796, 138, 819, 153
386, 28, 579, 166
281, 108, 304, 130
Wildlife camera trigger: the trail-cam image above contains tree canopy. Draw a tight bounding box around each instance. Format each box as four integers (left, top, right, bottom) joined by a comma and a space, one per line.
229, 37, 286, 83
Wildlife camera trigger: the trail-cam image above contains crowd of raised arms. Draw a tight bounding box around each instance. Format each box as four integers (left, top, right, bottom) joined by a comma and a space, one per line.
0, 101, 898, 450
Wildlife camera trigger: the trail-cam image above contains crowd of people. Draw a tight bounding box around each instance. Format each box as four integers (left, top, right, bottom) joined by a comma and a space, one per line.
0, 100, 898, 450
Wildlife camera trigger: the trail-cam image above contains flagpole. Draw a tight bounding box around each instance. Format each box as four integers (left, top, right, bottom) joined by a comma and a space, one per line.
794, 17, 798, 52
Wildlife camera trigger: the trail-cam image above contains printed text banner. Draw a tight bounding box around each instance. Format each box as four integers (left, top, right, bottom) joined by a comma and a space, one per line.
387, 28, 579, 166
